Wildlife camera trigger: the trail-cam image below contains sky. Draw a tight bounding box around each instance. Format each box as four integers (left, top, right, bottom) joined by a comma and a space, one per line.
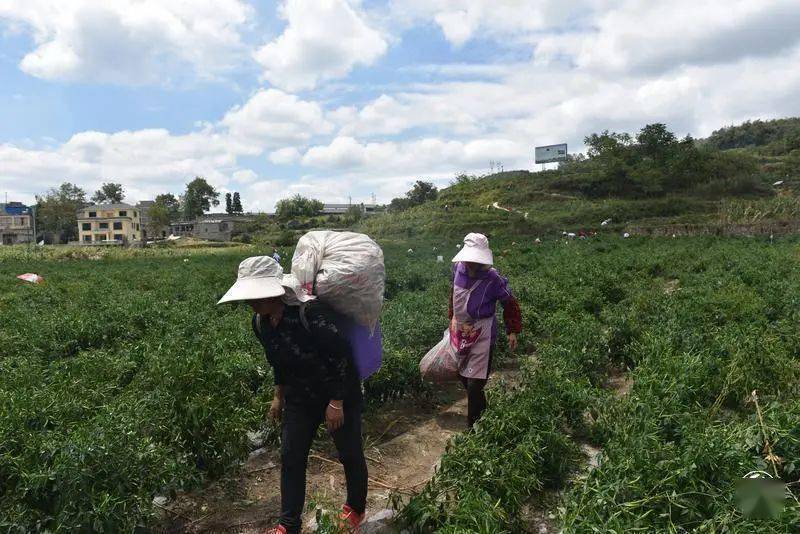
1, 0, 799, 212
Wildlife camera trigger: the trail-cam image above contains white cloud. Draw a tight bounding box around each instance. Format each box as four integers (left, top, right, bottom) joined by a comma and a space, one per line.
392, 0, 596, 46
302, 136, 527, 175
221, 88, 333, 154
232, 169, 258, 183
269, 147, 302, 165
541, 0, 800, 74
254, 0, 388, 91
0, 0, 252, 84
3, 0, 800, 213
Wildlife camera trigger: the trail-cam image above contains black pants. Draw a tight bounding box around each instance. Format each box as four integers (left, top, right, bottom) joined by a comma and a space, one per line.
279, 396, 368, 533
459, 346, 494, 428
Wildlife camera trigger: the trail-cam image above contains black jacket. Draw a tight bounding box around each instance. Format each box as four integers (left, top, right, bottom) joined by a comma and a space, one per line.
252, 302, 359, 403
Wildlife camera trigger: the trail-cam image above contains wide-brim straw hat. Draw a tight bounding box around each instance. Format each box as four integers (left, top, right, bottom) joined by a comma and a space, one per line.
217, 256, 315, 304
452, 232, 493, 265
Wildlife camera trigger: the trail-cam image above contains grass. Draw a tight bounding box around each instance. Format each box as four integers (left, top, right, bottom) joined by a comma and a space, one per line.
2, 234, 799, 531
397, 235, 800, 532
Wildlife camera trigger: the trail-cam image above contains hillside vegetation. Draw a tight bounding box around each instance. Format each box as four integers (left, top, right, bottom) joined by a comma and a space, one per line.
362, 119, 800, 239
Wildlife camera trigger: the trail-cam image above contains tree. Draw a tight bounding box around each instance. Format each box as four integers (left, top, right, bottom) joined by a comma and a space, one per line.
181, 177, 219, 219
154, 193, 181, 221
275, 195, 324, 220
35, 182, 87, 243
146, 201, 171, 239
388, 180, 438, 212
636, 123, 677, 161
585, 130, 633, 158
91, 182, 125, 204
232, 192, 243, 214
344, 205, 364, 225
406, 181, 438, 205
225, 192, 233, 214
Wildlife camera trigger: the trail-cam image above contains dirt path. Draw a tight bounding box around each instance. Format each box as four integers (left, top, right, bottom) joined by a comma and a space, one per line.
155, 360, 522, 533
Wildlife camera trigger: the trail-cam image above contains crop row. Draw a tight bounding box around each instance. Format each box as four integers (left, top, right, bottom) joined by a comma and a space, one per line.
0, 244, 456, 531
398, 236, 800, 532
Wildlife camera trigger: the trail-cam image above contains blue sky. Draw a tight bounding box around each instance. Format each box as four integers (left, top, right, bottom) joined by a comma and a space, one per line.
1, 0, 799, 212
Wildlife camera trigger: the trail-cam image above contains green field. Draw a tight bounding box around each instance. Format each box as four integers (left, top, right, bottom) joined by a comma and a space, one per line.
2, 234, 799, 531
0, 243, 457, 530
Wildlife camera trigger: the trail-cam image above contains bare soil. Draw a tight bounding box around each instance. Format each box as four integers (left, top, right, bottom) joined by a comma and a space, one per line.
152, 360, 522, 533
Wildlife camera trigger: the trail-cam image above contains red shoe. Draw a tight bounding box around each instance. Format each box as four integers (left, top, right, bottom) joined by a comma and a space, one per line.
339, 504, 365, 532
264, 525, 287, 534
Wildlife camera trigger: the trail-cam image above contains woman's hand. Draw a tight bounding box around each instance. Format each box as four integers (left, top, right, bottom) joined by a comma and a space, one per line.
508, 333, 518, 352
326, 400, 344, 432
269, 386, 284, 422
269, 396, 284, 422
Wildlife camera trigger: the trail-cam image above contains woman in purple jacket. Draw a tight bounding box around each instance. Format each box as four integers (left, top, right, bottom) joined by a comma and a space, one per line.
449, 233, 522, 427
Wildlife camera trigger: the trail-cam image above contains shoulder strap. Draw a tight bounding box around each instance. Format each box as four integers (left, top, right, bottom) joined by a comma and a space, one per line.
299, 303, 310, 332
255, 313, 263, 336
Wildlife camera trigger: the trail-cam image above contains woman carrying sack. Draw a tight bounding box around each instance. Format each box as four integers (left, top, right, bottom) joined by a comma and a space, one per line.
218, 256, 367, 534
449, 233, 522, 428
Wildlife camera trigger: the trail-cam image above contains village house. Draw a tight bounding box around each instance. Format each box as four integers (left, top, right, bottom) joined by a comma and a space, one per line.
169, 214, 258, 241
0, 202, 34, 245
77, 203, 142, 245
321, 203, 379, 215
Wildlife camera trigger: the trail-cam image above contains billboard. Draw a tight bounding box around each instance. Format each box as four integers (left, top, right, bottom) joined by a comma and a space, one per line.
535, 143, 568, 164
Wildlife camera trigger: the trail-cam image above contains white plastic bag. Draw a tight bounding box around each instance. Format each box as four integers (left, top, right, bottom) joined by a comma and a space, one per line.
419, 329, 461, 383
291, 231, 385, 331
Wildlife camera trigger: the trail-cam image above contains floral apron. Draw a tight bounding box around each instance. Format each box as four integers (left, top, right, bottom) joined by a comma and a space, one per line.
450, 276, 493, 379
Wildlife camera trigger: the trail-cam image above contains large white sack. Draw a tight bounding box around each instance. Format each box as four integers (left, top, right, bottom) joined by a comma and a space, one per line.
291, 231, 385, 330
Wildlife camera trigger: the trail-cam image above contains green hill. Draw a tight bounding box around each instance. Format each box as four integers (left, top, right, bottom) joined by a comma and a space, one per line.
362, 119, 800, 239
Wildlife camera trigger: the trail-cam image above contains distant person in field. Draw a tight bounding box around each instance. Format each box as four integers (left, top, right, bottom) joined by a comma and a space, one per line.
272, 247, 282, 263
218, 257, 367, 534
449, 233, 522, 428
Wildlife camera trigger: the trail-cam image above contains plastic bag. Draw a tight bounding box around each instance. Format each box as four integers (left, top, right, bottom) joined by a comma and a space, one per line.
17, 273, 44, 284
419, 329, 461, 383
337, 314, 382, 380
292, 231, 385, 331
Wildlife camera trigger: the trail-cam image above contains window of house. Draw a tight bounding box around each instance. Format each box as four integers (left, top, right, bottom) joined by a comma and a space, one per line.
113, 222, 122, 230
119, 210, 127, 216
114, 234, 124, 241
133, 211, 138, 217
83, 235, 92, 242
99, 222, 109, 229
82, 223, 91, 231
89, 211, 97, 218
136, 223, 140, 230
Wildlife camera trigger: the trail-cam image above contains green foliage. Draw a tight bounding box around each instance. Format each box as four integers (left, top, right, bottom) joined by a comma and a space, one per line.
181, 176, 220, 219
91, 182, 125, 204
3, 229, 800, 531
34, 182, 87, 243
399, 236, 800, 532
154, 193, 181, 221
232, 192, 243, 214
342, 205, 364, 225
275, 194, 324, 220
706, 118, 800, 153
389, 181, 439, 212
146, 200, 172, 238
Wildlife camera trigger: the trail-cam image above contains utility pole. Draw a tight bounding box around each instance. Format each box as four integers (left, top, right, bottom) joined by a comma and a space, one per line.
32, 205, 37, 246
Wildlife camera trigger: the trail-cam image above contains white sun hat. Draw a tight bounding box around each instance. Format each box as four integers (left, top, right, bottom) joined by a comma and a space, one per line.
452, 232, 493, 265
217, 256, 314, 304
